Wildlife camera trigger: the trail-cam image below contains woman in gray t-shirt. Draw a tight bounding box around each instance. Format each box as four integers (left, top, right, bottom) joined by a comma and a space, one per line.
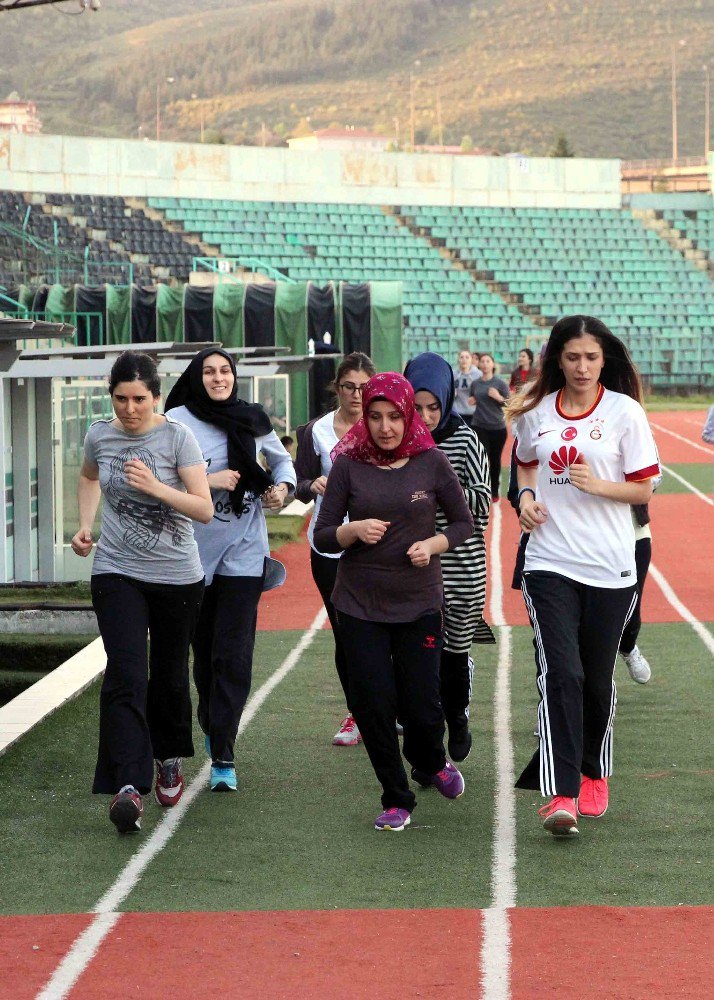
71, 351, 212, 835
468, 353, 510, 501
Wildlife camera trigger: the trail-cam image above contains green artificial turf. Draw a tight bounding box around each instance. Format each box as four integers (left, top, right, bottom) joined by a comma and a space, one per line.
658, 463, 714, 496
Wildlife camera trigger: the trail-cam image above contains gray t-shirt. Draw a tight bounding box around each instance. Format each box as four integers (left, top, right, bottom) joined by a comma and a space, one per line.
453, 366, 481, 415
470, 376, 510, 430
84, 416, 205, 584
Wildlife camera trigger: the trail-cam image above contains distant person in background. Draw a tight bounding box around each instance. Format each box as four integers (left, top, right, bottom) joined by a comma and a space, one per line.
702, 405, 714, 444
510, 348, 534, 392
280, 434, 294, 453
469, 352, 510, 501
294, 352, 376, 747
71, 351, 213, 834
453, 349, 481, 427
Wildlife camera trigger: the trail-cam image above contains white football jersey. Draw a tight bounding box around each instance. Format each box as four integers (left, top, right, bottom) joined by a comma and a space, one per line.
515, 386, 659, 588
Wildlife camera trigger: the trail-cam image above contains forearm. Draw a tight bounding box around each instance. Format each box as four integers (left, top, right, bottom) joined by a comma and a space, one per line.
426, 533, 450, 555
153, 481, 213, 522
516, 465, 538, 493
590, 479, 654, 504
335, 522, 360, 549
77, 476, 101, 530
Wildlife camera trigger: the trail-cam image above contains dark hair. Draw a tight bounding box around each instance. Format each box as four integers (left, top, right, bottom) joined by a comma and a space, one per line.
108, 351, 161, 398
328, 351, 376, 399
506, 315, 642, 421
519, 348, 534, 364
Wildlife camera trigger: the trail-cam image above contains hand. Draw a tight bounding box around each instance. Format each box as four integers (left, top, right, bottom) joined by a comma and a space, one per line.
262, 483, 289, 510
406, 539, 433, 567
569, 456, 600, 495
518, 498, 548, 533
354, 519, 390, 544
487, 387, 504, 402
71, 527, 94, 557
123, 459, 160, 497
208, 469, 241, 492
311, 476, 328, 496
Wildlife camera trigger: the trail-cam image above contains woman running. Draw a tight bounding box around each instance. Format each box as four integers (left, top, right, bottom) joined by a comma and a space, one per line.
468, 352, 510, 501
71, 351, 213, 834
314, 373, 473, 832
510, 348, 534, 392
509, 316, 659, 838
404, 352, 494, 763
165, 348, 296, 792
294, 351, 376, 746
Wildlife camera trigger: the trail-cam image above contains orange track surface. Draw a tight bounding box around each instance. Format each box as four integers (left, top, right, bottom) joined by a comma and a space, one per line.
648, 410, 714, 464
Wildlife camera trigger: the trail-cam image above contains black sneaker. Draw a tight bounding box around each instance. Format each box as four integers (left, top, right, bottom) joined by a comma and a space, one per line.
448, 727, 473, 763
410, 766, 433, 788
109, 785, 143, 833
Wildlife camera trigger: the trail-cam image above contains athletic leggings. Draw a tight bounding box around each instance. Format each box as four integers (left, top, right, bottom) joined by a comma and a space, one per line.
516, 571, 637, 798
309, 549, 350, 709
474, 425, 508, 500
619, 537, 651, 656
337, 610, 446, 812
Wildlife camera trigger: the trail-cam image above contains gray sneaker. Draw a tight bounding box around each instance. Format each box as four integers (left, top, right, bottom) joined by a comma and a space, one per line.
621, 646, 651, 684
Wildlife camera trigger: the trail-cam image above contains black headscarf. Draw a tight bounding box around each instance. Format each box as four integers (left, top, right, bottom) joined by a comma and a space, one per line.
165, 347, 273, 513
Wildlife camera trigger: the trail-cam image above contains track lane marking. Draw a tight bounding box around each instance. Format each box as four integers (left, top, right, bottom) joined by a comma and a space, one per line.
650, 421, 714, 457
649, 564, 714, 657
661, 463, 713, 506
481, 501, 516, 1000
35, 608, 328, 1000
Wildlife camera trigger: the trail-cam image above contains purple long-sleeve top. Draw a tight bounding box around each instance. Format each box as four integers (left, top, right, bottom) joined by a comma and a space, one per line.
313, 449, 474, 623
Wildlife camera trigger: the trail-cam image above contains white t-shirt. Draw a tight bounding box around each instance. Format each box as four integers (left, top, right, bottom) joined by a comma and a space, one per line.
307, 411, 343, 558
515, 386, 659, 588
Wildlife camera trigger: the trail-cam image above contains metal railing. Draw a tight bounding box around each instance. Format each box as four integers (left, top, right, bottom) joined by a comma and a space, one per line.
193, 256, 297, 284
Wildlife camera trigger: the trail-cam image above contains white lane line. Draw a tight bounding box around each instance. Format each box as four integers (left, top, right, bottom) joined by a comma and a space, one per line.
481, 501, 516, 1000
650, 421, 714, 457
661, 463, 714, 507
36, 607, 328, 1000
649, 564, 714, 657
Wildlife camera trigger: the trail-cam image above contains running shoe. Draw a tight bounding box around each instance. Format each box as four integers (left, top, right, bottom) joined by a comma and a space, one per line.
332, 714, 362, 746
410, 765, 433, 788
538, 796, 578, 837
109, 785, 143, 833
447, 725, 472, 763
432, 761, 465, 799
154, 757, 185, 807
374, 807, 411, 831
621, 646, 651, 684
210, 764, 237, 792
578, 776, 609, 818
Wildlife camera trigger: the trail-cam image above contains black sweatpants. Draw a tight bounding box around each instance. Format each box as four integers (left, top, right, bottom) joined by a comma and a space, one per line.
619, 537, 652, 656
91, 573, 204, 795
191, 572, 265, 764
474, 426, 508, 500
440, 650, 474, 735
517, 571, 637, 798
338, 610, 446, 811
310, 549, 350, 708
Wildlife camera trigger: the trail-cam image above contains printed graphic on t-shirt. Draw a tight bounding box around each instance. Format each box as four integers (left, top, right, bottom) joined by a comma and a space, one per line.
105, 446, 181, 550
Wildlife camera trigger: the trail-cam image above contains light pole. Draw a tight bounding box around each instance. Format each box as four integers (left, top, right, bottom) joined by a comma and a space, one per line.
704, 64, 711, 158
671, 39, 685, 163
156, 76, 175, 142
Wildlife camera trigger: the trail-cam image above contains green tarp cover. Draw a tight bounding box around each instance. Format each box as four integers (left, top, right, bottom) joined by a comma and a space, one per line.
45, 284, 75, 321
275, 282, 308, 428
106, 285, 131, 345
213, 283, 246, 348
370, 281, 403, 373
156, 285, 184, 342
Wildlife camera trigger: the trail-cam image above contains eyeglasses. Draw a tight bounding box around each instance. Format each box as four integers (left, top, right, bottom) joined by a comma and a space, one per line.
339, 382, 365, 394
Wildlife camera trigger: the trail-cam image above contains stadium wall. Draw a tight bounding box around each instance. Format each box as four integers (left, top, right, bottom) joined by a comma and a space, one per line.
0, 133, 621, 208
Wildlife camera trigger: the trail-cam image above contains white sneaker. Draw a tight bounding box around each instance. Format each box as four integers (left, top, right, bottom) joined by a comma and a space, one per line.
621, 646, 651, 684
332, 714, 362, 746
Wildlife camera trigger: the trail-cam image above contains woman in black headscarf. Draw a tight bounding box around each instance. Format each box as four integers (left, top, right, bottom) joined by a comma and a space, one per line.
405, 352, 494, 766
166, 348, 296, 792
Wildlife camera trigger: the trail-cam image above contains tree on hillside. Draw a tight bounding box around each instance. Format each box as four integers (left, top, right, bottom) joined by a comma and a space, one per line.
550, 133, 575, 157
461, 134, 474, 152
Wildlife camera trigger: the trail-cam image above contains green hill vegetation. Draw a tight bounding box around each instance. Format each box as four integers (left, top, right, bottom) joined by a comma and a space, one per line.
0, 0, 711, 158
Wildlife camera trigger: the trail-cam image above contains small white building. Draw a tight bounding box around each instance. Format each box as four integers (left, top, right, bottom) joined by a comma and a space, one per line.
0, 92, 42, 135
287, 127, 390, 153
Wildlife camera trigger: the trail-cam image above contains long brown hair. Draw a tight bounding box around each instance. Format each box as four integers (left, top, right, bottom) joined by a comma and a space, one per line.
506, 315, 643, 422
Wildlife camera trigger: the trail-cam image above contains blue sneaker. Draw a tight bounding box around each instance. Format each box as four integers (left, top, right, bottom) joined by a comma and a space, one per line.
210, 764, 237, 792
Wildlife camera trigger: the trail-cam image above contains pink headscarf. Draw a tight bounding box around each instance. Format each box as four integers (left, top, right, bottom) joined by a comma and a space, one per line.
331, 372, 435, 466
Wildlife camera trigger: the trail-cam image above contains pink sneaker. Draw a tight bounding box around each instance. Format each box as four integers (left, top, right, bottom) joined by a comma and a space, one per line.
332, 714, 361, 746
432, 761, 465, 799
374, 807, 411, 831
538, 796, 578, 837
578, 776, 609, 818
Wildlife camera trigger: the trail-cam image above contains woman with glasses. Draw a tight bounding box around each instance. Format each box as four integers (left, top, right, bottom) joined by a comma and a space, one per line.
295, 352, 376, 746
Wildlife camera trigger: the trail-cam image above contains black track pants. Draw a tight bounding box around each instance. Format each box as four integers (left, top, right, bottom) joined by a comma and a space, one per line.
338, 610, 446, 811
191, 572, 264, 764
619, 537, 651, 656
474, 426, 508, 499
440, 649, 474, 735
516, 571, 637, 798
310, 549, 350, 709
91, 573, 204, 795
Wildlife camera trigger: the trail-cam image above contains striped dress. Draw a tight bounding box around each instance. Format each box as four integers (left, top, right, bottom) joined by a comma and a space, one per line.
437, 421, 495, 651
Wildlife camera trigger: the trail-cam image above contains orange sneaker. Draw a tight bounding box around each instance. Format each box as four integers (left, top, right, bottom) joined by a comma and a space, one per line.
578, 776, 609, 818
538, 796, 578, 837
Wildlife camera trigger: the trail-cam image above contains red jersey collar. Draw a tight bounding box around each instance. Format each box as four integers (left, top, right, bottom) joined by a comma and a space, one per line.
556, 383, 604, 420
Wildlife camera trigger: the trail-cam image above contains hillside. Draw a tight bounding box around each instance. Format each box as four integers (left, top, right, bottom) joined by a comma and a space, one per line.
0, 0, 712, 159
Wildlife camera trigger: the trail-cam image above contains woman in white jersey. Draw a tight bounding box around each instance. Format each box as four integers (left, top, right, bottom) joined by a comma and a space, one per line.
294, 352, 376, 746
508, 316, 659, 838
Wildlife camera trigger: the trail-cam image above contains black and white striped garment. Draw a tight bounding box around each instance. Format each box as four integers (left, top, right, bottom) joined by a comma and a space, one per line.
436, 421, 495, 652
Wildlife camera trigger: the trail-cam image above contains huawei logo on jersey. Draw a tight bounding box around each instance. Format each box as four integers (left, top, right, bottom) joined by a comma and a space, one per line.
549, 445, 583, 474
